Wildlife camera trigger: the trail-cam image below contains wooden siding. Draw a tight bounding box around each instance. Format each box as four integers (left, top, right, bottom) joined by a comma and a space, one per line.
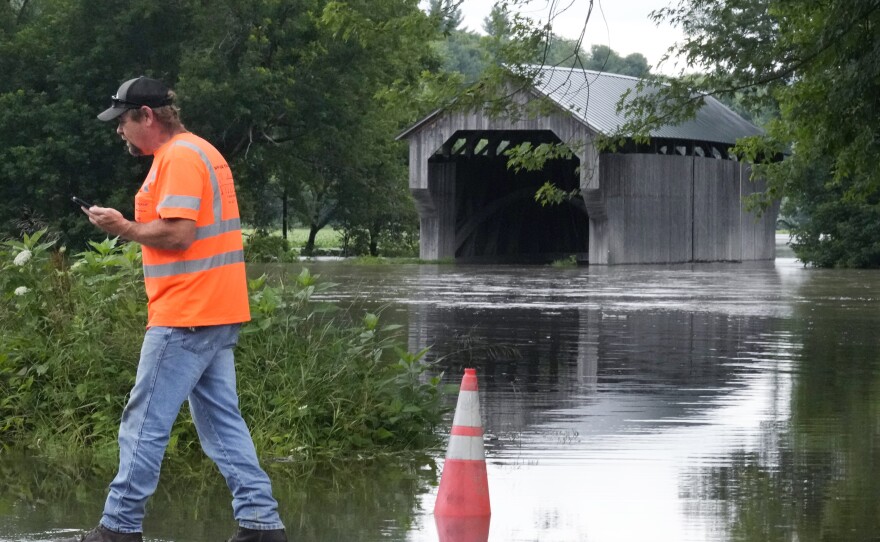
594, 154, 777, 264
600, 154, 693, 264
417, 162, 457, 260
739, 171, 779, 260
404, 89, 599, 192
693, 158, 742, 261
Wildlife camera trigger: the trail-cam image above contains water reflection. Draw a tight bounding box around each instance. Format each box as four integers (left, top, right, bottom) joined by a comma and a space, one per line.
406, 293, 797, 541
0, 457, 437, 542
682, 291, 880, 542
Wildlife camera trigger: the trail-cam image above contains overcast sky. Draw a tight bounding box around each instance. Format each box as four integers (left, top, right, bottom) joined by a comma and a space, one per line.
453, 0, 685, 74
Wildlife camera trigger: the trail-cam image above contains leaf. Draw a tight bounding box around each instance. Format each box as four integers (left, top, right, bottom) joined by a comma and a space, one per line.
363, 312, 379, 330
374, 428, 394, 440
76, 383, 89, 402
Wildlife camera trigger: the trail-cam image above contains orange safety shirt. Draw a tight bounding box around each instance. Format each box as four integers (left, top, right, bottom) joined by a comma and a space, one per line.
134, 132, 250, 328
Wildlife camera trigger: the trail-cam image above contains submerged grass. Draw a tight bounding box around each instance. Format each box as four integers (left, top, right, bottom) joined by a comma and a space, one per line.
344, 256, 455, 265
0, 230, 445, 464
0, 450, 439, 538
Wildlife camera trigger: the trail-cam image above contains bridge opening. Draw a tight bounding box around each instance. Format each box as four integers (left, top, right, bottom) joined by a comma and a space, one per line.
429, 130, 588, 263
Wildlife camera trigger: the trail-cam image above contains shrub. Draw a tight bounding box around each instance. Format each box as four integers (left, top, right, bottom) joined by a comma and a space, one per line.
0, 231, 444, 462
243, 230, 294, 263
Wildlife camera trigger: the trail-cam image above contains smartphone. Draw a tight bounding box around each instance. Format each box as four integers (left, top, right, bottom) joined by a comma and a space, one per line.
71, 196, 93, 208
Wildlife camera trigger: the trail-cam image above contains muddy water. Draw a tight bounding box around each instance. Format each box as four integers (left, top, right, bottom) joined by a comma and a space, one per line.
3, 238, 880, 541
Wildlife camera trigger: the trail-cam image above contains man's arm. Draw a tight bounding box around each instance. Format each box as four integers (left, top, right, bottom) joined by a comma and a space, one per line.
83, 206, 196, 251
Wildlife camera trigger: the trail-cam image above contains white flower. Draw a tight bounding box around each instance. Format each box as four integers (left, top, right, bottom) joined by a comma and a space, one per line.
13, 250, 32, 266
14, 286, 30, 296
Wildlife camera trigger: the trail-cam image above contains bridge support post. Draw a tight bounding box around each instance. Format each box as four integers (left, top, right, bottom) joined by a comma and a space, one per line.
415, 161, 456, 261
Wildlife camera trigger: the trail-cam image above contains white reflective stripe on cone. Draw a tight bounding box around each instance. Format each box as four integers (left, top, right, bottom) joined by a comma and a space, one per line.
451, 390, 482, 428
446, 434, 486, 460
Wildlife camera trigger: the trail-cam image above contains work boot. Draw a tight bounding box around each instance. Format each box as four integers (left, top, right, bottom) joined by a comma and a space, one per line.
227, 527, 288, 542
55, 524, 143, 542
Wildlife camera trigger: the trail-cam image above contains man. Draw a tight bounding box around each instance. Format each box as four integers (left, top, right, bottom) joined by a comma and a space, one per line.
63, 76, 287, 542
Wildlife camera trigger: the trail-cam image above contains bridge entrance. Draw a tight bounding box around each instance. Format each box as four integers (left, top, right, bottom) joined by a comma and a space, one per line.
429, 130, 588, 263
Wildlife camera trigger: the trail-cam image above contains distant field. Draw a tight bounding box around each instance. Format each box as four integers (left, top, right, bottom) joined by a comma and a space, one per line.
287, 228, 343, 249
242, 227, 343, 249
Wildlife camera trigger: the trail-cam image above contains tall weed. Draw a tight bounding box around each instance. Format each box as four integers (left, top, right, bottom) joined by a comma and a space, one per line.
0, 231, 443, 463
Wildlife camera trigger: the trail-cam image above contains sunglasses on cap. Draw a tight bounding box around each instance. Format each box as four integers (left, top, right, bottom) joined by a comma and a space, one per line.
109, 95, 172, 109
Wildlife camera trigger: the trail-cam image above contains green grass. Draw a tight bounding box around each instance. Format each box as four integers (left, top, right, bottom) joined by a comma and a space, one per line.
286, 228, 343, 249
242, 227, 343, 250
550, 255, 579, 267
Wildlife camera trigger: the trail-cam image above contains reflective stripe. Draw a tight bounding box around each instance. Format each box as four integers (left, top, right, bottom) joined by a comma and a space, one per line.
195, 217, 241, 241
144, 249, 244, 278
446, 435, 486, 460
451, 391, 482, 428
451, 425, 483, 437
143, 171, 157, 192
157, 194, 201, 211
171, 140, 223, 224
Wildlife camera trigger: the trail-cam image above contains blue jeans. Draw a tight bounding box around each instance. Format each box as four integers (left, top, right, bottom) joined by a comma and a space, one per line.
101, 324, 284, 532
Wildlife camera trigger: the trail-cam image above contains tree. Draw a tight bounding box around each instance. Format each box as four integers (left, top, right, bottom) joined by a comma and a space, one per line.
620, 0, 880, 267
428, 0, 463, 36
582, 44, 649, 77
162, 0, 436, 251
432, 29, 490, 83
0, 0, 195, 246
482, 4, 512, 39
0, 0, 438, 255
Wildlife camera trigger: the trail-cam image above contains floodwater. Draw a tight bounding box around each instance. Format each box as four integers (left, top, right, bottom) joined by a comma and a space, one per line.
4, 236, 880, 541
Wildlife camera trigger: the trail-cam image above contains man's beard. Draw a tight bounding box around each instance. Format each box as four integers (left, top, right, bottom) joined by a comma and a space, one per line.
126, 141, 144, 157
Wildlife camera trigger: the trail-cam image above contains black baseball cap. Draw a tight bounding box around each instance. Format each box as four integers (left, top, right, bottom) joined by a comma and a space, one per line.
97, 76, 173, 121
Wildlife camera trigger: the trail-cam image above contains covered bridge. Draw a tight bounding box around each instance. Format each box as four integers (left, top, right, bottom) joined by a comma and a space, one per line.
397, 67, 779, 264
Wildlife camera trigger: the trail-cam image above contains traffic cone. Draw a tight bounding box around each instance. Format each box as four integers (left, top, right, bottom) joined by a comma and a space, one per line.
434, 368, 491, 518
434, 515, 491, 542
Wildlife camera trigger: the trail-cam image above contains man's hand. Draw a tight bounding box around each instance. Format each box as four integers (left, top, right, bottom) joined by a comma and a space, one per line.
84, 206, 132, 238
82, 206, 196, 251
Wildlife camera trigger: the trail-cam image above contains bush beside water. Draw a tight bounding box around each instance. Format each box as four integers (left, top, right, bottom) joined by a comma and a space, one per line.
243, 226, 419, 261
0, 231, 444, 463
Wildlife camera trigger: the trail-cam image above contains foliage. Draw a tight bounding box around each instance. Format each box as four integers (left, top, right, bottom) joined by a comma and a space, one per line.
0, 232, 146, 460
427, 0, 463, 36
432, 29, 491, 83
339, 219, 419, 258
430, 1, 651, 86
337, 164, 420, 258
502, 141, 582, 207
243, 230, 295, 263
0, 231, 445, 462
0, 0, 439, 256
179, 0, 437, 253
550, 255, 578, 268
0, 0, 196, 248
236, 268, 444, 459
615, 0, 880, 267
783, 188, 880, 269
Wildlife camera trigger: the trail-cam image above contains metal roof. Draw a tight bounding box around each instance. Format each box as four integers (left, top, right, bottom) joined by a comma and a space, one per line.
532, 66, 763, 144
397, 67, 763, 145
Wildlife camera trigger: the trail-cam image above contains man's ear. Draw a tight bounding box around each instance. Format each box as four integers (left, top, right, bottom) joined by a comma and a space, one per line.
140, 106, 155, 125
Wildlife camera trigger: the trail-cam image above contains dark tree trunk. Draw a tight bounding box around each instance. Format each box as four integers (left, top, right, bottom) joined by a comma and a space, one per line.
305, 223, 319, 255
281, 188, 288, 240
369, 222, 380, 256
